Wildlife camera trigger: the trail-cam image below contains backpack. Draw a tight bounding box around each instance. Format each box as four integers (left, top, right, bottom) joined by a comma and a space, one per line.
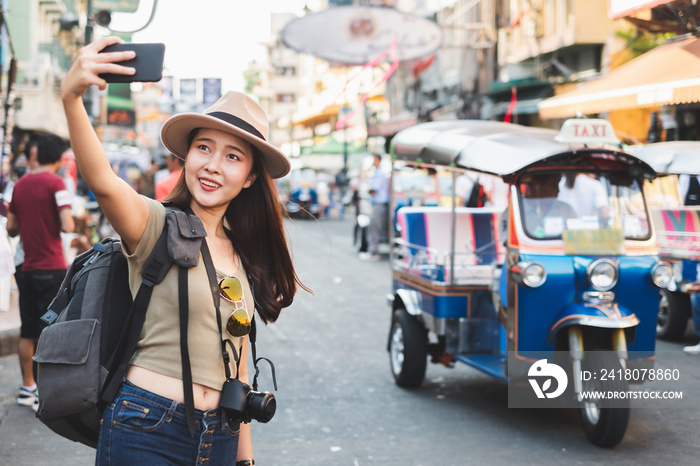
32, 206, 205, 448
465, 177, 487, 208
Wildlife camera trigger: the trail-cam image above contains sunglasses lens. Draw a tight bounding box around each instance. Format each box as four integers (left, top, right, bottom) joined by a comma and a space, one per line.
227, 308, 251, 337
219, 277, 243, 302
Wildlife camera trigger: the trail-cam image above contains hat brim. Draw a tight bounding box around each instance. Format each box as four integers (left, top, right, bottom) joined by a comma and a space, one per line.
161, 113, 290, 179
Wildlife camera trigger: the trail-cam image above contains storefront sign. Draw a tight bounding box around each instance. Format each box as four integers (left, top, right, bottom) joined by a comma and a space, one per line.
107, 108, 136, 127
202, 78, 222, 105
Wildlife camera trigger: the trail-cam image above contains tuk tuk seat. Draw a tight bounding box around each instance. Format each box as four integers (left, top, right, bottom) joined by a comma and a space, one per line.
395, 206, 505, 284
651, 207, 700, 260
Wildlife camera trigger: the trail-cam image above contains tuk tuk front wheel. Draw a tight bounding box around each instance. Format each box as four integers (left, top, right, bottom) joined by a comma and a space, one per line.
657, 289, 690, 341
389, 309, 427, 388
578, 353, 630, 448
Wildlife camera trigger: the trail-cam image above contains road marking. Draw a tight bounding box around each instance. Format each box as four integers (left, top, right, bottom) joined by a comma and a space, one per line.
269, 324, 288, 342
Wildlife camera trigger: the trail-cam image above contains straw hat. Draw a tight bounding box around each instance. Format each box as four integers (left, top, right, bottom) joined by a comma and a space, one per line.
161, 91, 290, 179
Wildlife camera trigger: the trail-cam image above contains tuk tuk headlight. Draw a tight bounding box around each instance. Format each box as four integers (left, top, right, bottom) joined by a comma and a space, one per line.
513, 262, 547, 288
651, 262, 674, 289
588, 259, 618, 291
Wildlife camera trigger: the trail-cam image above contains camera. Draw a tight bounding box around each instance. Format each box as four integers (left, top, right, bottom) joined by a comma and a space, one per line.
220, 378, 276, 424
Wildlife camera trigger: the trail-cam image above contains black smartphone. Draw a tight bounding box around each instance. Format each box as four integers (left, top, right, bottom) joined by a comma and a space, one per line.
98, 43, 165, 83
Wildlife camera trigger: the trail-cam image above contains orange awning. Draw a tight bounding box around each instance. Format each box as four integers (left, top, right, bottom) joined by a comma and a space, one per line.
292, 105, 340, 127
539, 37, 700, 119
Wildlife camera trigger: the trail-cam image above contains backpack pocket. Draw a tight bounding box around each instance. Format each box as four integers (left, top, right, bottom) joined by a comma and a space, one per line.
34, 319, 102, 420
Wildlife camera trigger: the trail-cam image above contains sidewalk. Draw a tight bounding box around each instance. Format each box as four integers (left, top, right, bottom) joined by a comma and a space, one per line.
0, 353, 94, 464
0, 287, 20, 357
0, 282, 93, 463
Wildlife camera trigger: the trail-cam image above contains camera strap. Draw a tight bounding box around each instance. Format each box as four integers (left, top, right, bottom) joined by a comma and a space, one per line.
200, 238, 277, 392
247, 275, 278, 392
199, 239, 240, 380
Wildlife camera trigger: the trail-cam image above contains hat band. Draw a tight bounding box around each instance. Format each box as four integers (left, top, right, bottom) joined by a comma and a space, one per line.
207, 111, 266, 142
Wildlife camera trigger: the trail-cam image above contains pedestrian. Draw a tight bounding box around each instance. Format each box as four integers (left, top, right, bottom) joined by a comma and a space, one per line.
520, 172, 576, 238
360, 153, 389, 261
156, 153, 185, 201
141, 159, 160, 199
5, 134, 75, 412
679, 174, 700, 355
61, 37, 308, 464
557, 173, 610, 222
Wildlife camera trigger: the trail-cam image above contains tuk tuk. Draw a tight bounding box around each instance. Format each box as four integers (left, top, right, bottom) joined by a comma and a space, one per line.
629, 141, 700, 340
386, 119, 674, 447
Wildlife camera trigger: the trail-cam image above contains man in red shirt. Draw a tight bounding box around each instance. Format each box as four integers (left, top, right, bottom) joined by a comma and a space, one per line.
155, 154, 184, 201
6, 134, 74, 410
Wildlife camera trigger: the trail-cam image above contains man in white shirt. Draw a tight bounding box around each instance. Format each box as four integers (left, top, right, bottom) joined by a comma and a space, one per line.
360, 154, 389, 261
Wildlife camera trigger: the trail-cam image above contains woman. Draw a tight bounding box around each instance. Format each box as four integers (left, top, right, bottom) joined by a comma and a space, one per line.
61, 37, 306, 465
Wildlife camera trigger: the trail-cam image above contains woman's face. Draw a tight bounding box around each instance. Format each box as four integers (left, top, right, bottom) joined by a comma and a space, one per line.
185, 128, 257, 210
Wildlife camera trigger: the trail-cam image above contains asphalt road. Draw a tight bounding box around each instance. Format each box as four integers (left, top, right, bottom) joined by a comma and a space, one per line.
1, 214, 699, 465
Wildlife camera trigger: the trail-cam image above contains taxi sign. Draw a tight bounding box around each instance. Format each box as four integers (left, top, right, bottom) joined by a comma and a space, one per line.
555, 118, 620, 146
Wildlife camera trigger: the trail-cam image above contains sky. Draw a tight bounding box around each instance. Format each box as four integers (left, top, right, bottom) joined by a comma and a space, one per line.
109, 0, 314, 92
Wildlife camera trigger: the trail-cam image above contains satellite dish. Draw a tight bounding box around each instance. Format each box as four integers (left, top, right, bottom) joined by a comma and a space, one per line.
281, 6, 442, 65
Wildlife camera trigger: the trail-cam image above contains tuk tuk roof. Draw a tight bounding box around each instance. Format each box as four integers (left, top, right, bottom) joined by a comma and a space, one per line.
390, 120, 655, 178
627, 141, 700, 176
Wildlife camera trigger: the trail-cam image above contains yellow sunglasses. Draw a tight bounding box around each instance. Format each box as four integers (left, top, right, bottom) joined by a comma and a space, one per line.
218, 276, 251, 338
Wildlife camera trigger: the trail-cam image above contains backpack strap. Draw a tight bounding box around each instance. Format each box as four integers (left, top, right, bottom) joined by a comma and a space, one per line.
178, 265, 197, 436
166, 203, 201, 437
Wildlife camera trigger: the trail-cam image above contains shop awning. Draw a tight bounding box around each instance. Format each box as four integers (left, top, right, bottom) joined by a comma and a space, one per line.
300, 134, 365, 155
539, 37, 700, 119
107, 95, 134, 110
367, 111, 418, 137
292, 105, 340, 127
481, 80, 552, 119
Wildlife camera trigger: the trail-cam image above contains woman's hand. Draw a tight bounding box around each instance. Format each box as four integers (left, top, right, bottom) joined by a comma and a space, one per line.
61, 37, 136, 101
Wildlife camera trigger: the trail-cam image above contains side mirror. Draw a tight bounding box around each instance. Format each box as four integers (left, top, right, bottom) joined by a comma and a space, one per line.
94, 10, 112, 28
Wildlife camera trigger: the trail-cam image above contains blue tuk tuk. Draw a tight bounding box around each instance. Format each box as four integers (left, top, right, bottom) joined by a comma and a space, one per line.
386, 119, 673, 447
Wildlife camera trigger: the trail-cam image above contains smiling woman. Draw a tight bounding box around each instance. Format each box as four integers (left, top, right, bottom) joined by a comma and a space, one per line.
59, 36, 309, 465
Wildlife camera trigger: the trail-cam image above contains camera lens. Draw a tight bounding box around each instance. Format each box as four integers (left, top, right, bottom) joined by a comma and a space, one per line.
247, 392, 276, 423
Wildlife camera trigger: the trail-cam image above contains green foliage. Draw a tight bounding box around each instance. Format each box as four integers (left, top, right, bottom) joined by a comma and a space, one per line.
614, 28, 674, 58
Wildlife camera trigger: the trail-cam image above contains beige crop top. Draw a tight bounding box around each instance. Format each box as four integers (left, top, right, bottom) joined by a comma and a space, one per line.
124, 197, 253, 390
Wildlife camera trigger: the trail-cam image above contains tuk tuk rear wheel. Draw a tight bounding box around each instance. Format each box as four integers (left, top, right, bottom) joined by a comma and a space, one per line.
578, 353, 630, 448
389, 309, 427, 388
657, 289, 690, 341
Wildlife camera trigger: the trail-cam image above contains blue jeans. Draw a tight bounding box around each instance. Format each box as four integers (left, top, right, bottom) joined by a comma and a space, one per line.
96, 379, 239, 465
691, 294, 700, 337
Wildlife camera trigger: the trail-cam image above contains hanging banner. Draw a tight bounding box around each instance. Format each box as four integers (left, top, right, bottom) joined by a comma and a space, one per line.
282, 6, 442, 65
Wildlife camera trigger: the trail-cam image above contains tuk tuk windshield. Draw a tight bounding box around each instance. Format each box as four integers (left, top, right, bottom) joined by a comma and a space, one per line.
517, 171, 650, 240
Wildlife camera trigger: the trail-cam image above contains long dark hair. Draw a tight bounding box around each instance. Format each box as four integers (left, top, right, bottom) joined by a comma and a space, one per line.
167, 130, 309, 323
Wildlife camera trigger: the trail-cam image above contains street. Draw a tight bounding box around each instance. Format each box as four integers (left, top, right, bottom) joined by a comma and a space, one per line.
1, 214, 699, 465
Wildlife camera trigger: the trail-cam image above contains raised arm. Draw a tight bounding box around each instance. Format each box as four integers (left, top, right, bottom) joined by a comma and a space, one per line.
60, 37, 150, 253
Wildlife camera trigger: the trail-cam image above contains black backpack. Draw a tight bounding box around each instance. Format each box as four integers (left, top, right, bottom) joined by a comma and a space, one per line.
32, 206, 205, 448
465, 177, 487, 208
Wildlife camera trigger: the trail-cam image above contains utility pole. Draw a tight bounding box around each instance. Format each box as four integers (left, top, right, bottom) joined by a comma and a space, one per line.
84, 0, 94, 119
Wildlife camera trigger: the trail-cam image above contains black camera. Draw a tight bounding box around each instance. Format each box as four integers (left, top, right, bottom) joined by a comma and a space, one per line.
220, 378, 276, 424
